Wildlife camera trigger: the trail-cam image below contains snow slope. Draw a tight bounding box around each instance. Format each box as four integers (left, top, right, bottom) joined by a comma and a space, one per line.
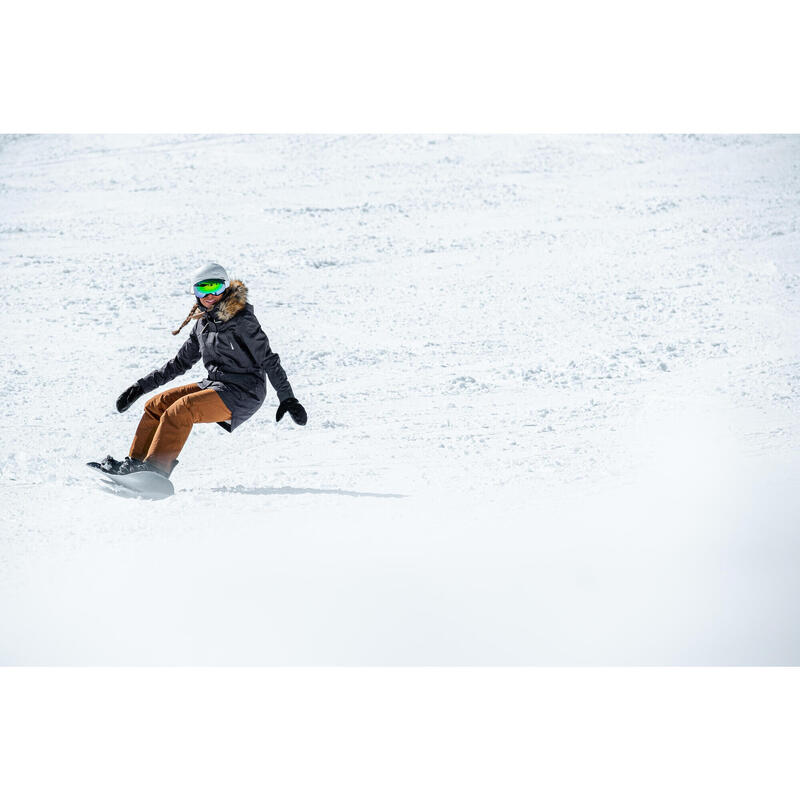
1, 134, 799, 664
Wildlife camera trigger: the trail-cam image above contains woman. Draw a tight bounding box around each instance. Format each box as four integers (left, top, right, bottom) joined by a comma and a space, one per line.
91, 262, 307, 479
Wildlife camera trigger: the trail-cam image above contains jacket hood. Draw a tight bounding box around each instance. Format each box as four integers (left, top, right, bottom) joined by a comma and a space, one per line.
172, 279, 248, 335
213, 280, 248, 322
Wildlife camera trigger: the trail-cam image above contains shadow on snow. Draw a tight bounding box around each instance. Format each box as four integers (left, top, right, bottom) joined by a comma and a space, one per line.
210, 485, 407, 499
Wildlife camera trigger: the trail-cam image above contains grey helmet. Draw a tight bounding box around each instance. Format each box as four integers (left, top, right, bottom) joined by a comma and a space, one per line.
173, 261, 232, 335
192, 261, 229, 286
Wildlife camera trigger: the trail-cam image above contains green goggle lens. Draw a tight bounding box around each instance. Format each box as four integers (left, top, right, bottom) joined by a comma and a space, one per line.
194, 280, 226, 297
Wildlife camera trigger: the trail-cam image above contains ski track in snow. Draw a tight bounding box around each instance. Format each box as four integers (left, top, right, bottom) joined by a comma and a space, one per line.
0, 134, 799, 664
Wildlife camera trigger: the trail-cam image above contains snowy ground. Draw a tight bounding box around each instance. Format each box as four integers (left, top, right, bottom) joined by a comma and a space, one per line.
1, 134, 799, 664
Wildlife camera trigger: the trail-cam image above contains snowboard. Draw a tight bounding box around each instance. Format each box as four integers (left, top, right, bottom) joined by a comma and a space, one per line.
87, 462, 174, 500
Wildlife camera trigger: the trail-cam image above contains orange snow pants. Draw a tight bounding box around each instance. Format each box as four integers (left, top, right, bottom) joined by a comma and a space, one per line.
129, 383, 232, 473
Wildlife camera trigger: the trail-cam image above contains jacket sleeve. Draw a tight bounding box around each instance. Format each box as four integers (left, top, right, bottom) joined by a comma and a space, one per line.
239, 313, 295, 402
137, 324, 202, 394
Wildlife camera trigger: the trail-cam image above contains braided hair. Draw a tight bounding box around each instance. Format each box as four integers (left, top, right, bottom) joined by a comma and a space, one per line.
171, 302, 206, 336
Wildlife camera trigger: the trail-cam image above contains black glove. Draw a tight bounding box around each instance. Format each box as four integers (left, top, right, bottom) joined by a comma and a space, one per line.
116, 383, 144, 413
276, 398, 307, 426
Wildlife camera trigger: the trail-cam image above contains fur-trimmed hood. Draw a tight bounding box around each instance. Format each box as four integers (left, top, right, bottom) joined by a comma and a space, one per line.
212, 279, 248, 322
172, 279, 248, 335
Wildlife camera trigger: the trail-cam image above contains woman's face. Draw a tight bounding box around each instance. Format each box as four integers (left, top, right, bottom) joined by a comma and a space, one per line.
199, 292, 223, 309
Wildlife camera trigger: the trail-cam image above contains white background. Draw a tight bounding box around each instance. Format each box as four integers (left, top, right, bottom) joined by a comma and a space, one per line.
2, 0, 800, 797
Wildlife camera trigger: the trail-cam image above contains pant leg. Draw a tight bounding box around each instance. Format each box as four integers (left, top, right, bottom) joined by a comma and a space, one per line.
129, 383, 204, 460
144, 388, 232, 472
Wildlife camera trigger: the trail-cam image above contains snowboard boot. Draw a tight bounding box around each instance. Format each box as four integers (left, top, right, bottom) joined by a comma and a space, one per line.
151, 459, 179, 479
87, 454, 126, 474
119, 457, 179, 479
116, 456, 147, 475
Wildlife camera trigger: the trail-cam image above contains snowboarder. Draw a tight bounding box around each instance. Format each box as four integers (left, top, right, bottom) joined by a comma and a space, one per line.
89, 262, 307, 481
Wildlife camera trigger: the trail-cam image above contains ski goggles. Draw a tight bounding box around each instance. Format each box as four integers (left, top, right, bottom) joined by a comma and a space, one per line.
193, 279, 229, 298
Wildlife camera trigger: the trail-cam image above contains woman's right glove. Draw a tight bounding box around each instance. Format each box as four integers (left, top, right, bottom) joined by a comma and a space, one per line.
116, 383, 144, 413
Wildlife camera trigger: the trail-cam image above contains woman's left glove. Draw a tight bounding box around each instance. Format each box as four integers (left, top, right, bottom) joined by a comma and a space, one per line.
276, 398, 307, 426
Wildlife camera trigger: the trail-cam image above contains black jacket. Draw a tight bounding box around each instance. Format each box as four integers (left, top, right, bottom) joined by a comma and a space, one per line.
136, 280, 294, 432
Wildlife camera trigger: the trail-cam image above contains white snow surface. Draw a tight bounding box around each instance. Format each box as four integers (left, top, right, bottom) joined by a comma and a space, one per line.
1, 134, 799, 664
